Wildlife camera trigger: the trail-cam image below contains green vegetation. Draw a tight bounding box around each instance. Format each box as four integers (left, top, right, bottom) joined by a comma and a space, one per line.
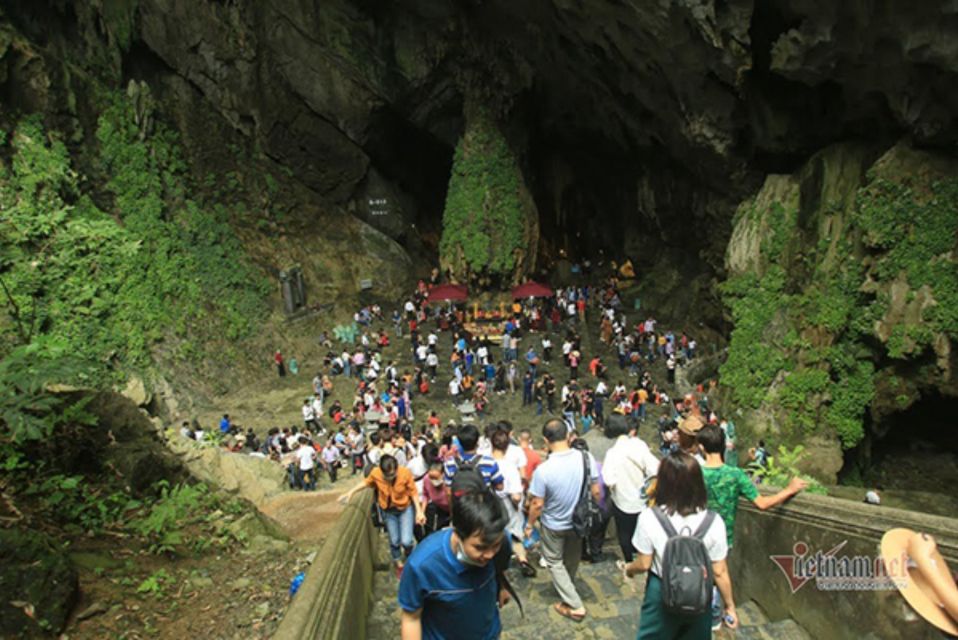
718, 268, 788, 409
721, 152, 957, 452
0, 97, 269, 379
763, 201, 796, 263
824, 352, 874, 448
0, 338, 94, 443
749, 444, 828, 495
439, 109, 526, 284
0, 93, 270, 550
777, 368, 829, 434
854, 176, 958, 342
137, 569, 171, 597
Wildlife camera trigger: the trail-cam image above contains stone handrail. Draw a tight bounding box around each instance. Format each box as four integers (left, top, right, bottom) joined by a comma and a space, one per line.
732, 488, 958, 639
273, 489, 377, 640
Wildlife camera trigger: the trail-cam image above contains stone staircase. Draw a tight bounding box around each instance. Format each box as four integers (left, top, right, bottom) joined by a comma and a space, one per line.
365, 531, 810, 639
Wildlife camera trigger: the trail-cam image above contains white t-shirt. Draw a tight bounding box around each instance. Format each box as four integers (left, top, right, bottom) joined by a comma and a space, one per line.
426, 353, 439, 367
499, 455, 523, 497
448, 379, 460, 396
633, 508, 727, 578
296, 446, 315, 470
303, 404, 315, 421
416, 345, 429, 361
407, 455, 428, 494
504, 443, 528, 479
477, 437, 492, 457
602, 435, 660, 513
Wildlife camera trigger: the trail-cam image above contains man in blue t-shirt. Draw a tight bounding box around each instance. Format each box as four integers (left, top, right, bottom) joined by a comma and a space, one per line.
398, 480, 510, 639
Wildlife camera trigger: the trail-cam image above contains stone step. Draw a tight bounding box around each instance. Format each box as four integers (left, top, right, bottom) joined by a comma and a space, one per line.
736, 600, 770, 627
716, 618, 811, 640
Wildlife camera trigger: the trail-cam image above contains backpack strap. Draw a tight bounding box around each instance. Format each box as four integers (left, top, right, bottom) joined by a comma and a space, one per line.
693, 511, 716, 539
579, 451, 591, 500
651, 506, 679, 538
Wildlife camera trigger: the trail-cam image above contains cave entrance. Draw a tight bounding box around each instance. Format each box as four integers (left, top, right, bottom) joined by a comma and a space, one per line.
841, 390, 958, 495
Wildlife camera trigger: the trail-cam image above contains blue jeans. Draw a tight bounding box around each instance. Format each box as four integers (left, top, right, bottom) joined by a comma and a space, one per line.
383, 506, 415, 562
297, 467, 316, 491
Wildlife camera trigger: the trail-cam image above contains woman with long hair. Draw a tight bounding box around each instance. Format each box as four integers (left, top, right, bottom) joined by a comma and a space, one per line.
624, 451, 738, 638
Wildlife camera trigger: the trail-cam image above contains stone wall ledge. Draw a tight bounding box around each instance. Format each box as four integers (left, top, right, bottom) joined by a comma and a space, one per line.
273, 489, 376, 640
741, 488, 958, 561
734, 487, 958, 640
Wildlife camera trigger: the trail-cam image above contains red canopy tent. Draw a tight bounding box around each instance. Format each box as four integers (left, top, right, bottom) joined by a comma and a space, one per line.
426, 283, 469, 302
511, 281, 554, 299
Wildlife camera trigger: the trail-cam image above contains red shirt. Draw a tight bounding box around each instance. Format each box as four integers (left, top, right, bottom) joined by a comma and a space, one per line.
522, 446, 542, 481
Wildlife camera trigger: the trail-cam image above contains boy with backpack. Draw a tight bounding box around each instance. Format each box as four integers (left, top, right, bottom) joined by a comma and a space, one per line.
441, 424, 504, 494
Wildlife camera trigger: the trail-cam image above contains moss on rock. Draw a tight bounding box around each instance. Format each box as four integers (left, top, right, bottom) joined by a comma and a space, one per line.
720, 141, 958, 478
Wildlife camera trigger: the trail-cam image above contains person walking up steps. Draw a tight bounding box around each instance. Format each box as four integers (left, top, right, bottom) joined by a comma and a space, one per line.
398, 475, 510, 640
525, 419, 600, 623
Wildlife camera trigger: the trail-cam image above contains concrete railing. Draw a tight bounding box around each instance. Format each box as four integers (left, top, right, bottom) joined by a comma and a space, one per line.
731, 489, 958, 640
274, 489, 377, 640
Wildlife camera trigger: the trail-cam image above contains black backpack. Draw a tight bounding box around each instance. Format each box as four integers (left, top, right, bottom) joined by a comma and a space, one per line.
570, 451, 599, 538
651, 507, 716, 616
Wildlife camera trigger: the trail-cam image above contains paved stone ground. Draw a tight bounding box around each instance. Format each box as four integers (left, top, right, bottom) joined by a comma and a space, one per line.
365, 529, 810, 639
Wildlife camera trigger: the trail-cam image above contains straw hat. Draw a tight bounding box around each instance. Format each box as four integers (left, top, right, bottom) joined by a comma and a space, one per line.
881, 528, 958, 635
677, 414, 705, 436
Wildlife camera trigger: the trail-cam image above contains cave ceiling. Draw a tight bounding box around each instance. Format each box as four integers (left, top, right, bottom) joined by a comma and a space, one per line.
5, 0, 958, 256
117, 0, 958, 197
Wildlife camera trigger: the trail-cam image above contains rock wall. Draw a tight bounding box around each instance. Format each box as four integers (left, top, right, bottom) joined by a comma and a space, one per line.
720, 141, 958, 481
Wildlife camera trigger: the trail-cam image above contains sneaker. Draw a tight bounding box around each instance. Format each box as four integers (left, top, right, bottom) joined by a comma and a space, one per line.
711, 619, 723, 631
538, 556, 549, 569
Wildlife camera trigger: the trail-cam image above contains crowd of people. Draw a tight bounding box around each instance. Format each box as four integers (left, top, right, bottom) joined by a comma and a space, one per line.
333, 401, 808, 640
177, 268, 812, 639
316, 274, 808, 639
167, 255, 958, 640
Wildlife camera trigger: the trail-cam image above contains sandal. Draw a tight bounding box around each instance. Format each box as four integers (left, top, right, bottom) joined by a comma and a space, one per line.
519, 561, 537, 577
553, 602, 587, 622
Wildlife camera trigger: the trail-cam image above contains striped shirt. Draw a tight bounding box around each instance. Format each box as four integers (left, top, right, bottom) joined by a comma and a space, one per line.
443, 452, 503, 488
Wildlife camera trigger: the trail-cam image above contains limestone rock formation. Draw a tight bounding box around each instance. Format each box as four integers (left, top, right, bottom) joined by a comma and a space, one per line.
3, 0, 958, 480
721, 141, 958, 481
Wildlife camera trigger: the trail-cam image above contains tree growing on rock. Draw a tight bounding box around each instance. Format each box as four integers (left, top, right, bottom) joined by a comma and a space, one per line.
439, 109, 537, 287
